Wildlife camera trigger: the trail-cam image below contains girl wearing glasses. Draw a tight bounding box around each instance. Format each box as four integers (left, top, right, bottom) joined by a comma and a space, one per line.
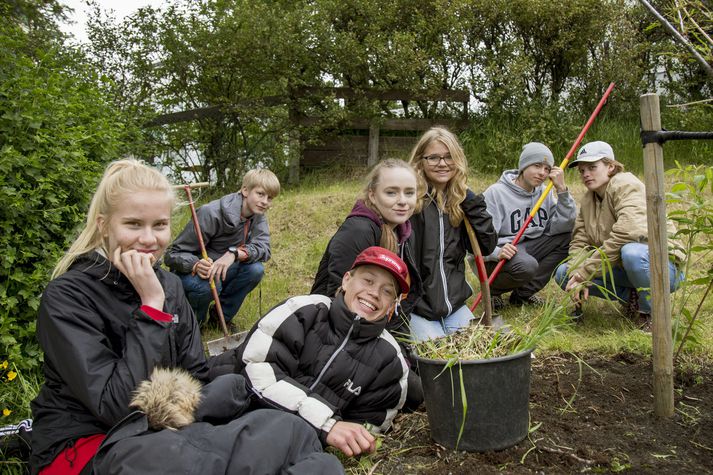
407, 127, 497, 341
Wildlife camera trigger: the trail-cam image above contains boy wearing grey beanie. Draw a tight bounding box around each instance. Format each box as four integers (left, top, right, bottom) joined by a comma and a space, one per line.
481, 142, 576, 309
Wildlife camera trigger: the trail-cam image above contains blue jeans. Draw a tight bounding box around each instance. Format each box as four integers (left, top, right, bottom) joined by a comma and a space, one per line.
554, 243, 684, 313
409, 305, 474, 342
179, 262, 264, 323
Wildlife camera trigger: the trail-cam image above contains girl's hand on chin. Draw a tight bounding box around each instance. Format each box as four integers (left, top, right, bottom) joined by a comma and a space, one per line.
112, 247, 165, 310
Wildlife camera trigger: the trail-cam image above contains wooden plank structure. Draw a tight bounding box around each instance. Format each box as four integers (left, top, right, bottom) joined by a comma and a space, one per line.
639, 93, 674, 418
293, 88, 470, 183
145, 86, 471, 184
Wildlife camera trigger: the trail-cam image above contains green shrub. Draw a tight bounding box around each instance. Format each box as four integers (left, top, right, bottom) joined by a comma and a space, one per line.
0, 25, 127, 370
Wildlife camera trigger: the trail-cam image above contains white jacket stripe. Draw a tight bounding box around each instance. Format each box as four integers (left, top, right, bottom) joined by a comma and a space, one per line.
243, 295, 333, 430
375, 330, 409, 432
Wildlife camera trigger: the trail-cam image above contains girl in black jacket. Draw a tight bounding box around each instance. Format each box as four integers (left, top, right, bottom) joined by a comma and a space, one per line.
311, 159, 425, 410
312, 158, 423, 312
408, 127, 497, 341
30, 159, 341, 475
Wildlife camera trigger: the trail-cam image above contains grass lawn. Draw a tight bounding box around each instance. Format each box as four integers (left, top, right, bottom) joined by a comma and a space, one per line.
195, 167, 713, 360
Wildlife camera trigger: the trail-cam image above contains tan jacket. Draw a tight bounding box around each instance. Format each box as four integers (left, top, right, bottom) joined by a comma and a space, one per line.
569, 172, 684, 279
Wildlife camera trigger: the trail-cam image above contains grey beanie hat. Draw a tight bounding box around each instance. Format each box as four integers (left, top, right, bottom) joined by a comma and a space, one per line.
519, 142, 554, 173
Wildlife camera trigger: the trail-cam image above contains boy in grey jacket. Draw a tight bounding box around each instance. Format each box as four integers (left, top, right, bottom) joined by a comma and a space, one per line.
482, 142, 576, 308
165, 169, 280, 324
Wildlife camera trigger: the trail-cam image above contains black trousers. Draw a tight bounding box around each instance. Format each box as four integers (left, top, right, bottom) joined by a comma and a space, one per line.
92, 409, 343, 475
485, 232, 571, 298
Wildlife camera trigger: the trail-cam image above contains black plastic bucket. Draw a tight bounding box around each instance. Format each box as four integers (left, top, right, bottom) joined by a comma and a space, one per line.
415, 348, 533, 452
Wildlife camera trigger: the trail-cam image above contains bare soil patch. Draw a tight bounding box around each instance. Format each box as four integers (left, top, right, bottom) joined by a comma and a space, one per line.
365, 352, 713, 474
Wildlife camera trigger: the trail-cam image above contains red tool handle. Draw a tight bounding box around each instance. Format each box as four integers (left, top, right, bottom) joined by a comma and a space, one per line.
470, 82, 616, 311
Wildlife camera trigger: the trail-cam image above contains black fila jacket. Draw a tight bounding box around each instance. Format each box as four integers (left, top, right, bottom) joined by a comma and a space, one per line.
231, 293, 409, 441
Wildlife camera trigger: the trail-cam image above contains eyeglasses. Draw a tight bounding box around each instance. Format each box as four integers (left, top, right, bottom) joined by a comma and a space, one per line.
422, 154, 454, 166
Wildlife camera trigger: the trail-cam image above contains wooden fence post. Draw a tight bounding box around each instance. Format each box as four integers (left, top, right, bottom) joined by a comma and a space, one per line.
368, 121, 380, 167
288, 107, 300, 185
639, 93, 674, 418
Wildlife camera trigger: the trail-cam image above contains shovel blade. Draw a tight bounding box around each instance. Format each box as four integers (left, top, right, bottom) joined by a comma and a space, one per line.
207, 331, 248, 356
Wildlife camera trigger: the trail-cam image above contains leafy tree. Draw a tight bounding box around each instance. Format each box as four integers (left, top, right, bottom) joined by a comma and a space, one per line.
0, 9, 127, 369
86, 0, 326, 187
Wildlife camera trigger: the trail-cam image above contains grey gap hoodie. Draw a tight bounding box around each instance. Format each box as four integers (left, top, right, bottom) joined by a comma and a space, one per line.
483, 169, 576, 262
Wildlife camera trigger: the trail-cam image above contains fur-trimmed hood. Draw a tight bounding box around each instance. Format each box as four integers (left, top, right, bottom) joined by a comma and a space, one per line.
131, 367, 202, 431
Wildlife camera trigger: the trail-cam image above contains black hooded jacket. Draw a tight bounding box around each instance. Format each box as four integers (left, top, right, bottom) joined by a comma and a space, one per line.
311, 200, 422, 325
29, 252, 228, 473
409, 189, 497, 320
231, 293, 409, 441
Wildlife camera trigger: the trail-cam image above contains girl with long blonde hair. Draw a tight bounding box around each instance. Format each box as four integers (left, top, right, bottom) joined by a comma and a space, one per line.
32, 159, 338, 474
407, 127, 497, 341
312, 158, 423, 304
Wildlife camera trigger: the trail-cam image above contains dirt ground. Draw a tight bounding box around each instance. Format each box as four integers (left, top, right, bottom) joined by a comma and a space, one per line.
362, 352, 713, 474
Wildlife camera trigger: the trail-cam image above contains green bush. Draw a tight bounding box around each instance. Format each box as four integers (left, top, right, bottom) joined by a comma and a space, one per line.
0, 25, 127, 370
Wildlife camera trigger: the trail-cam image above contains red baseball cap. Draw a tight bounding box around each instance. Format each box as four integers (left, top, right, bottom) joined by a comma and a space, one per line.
350, 246, 410, 294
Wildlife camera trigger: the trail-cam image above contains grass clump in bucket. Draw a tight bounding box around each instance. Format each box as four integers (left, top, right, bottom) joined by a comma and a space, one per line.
414, 296, 571, 361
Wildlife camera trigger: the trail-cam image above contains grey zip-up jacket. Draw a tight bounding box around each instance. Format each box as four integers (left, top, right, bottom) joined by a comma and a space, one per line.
165, 192, 271, 274
483, 169, 576, 262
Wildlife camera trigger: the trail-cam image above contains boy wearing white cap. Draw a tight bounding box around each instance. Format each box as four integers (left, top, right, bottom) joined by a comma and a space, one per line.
554, 141, 685, 329
482, 142, 576, 308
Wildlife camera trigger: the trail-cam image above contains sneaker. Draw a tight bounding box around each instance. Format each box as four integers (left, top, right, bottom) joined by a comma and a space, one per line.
227, 320, 240, 334
622, 288, 640, 321
491, 295, 505, 311
509, 293, 545, 307
208, 304, 219, 324
634, 313, 652, 332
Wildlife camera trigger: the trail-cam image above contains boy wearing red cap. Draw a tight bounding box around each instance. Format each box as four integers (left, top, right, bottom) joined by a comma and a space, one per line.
228, 246, 410, 458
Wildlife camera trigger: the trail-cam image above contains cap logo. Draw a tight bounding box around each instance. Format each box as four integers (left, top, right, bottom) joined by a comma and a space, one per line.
378, 254, 402, 272
579, 148, 587, 156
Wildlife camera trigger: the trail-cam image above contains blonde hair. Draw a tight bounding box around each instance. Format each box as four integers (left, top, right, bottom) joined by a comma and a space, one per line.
242, 169, 281, 198
601, 157, 625, 176
408, 127, 469, 227
359, 159, 424, 252
52, 159, 175, 278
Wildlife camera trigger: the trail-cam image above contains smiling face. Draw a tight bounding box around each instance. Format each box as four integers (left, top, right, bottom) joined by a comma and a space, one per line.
241, 186, 273, 217
421, 140, 455, 191
368, 167, 418, 227
342, 265, 398, 322
98, 190, 172, 262
517, 162, 551, 192
577, 160, 614, 195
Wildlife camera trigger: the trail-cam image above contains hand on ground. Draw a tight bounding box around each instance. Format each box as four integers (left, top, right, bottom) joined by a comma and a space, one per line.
565, 272, 589, 303
326, 421, 376, 457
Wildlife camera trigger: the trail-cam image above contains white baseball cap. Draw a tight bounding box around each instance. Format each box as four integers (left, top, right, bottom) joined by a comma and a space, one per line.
568, 141, 615, 168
